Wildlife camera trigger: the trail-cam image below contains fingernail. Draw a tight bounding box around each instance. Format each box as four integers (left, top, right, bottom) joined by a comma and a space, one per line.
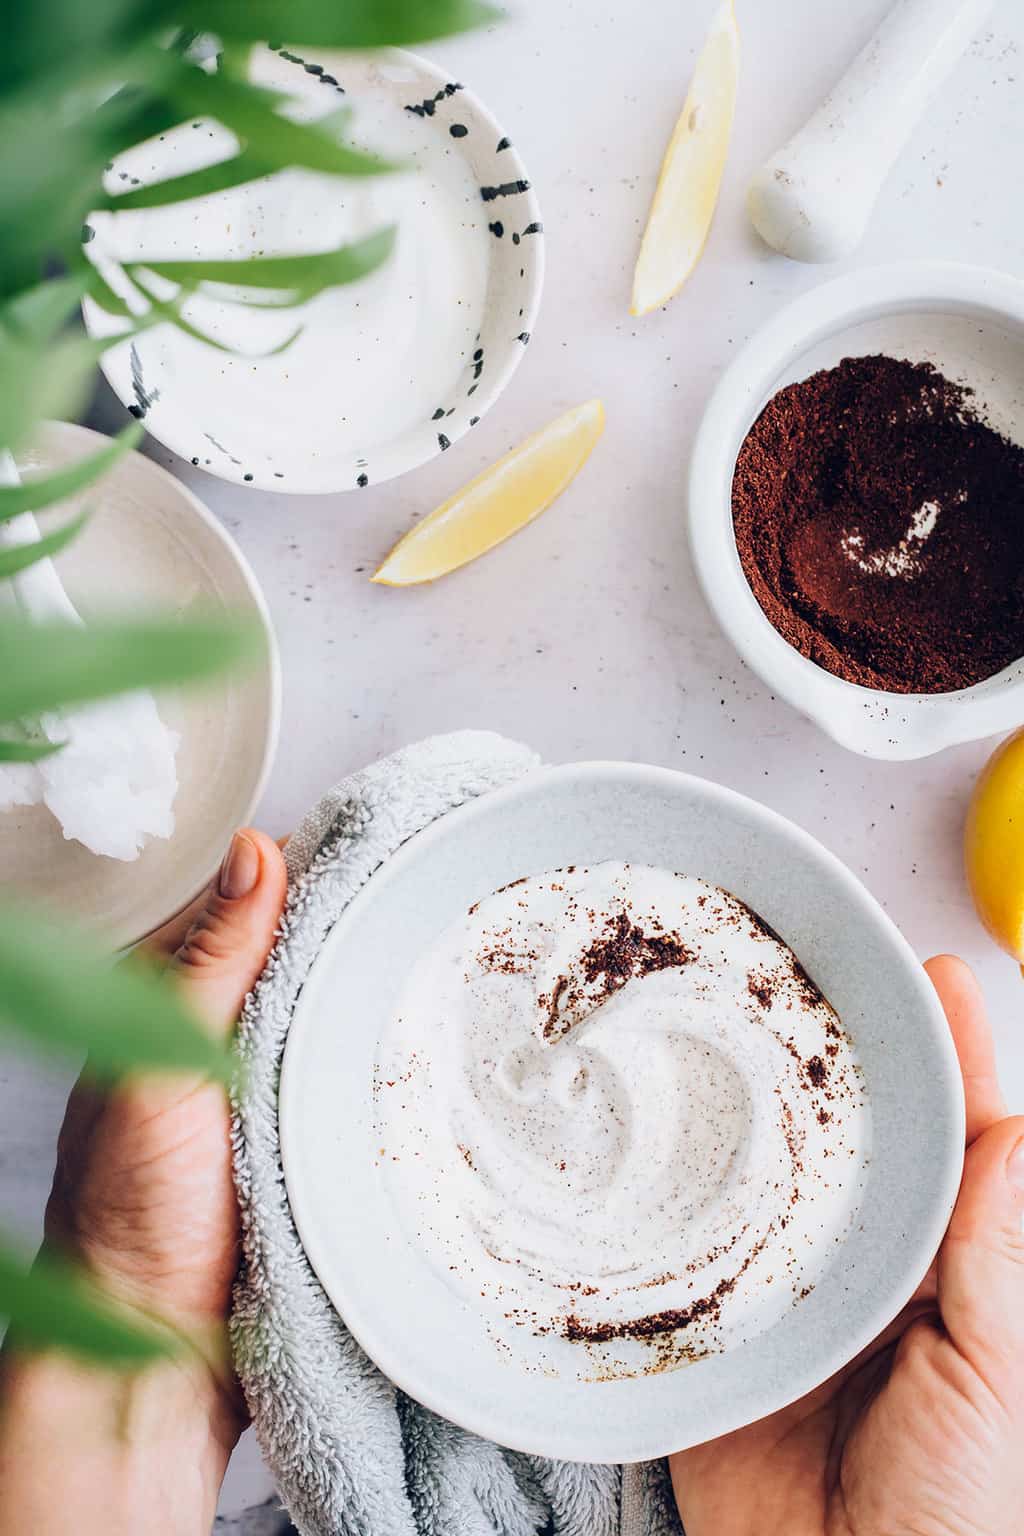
219, 831, 259, 900
1007, 1138, 1024, 1193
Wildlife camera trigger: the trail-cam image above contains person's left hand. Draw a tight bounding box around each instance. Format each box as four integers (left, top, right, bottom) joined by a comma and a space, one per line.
44, 827, 287, 1389
0, 829, 288, 1536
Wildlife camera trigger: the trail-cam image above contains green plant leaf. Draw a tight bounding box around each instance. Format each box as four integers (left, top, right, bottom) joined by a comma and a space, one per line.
182, 0, 500, 47
78, 261, 146, 324
0, 612, 260, 720
96, 144, 279, 213
2, 274, 89, 344
135, 225, 396, 300
0, 737, 62, 763
0, 901, 235, 1084
0, 332, 108, 457
0, 1237, 172, 1366
167, 68, 399, 179
0, 424, 142, 522
0, 511, 88, 576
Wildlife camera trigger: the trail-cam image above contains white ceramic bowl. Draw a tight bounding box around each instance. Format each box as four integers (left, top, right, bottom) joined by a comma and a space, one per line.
83, 47, 543, 493
0, 421, 279, 949
279, 761, 964, 1463
689, 262, 1024, 760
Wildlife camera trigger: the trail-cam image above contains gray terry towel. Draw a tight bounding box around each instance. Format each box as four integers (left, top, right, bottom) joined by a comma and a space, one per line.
229, 731, 684, 1536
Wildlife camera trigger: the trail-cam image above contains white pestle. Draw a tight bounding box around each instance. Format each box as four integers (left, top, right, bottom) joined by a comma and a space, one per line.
747, 0, 996, 263
0, 450, 179, 859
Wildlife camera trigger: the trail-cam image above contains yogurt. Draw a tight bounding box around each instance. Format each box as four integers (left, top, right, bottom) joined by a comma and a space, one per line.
376, 863, 871, 1379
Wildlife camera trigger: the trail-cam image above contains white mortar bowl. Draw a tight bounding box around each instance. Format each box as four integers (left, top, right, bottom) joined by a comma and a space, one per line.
689, 262, 1024, 760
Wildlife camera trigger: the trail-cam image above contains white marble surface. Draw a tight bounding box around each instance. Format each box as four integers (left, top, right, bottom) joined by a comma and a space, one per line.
2, 0, 1023, 1519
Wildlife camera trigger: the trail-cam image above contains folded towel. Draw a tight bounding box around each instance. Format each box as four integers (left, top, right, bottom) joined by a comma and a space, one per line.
230, 731, 683, 1536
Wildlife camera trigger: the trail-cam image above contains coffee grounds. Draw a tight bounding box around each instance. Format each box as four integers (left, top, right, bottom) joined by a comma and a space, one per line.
731, 354, 1024, 693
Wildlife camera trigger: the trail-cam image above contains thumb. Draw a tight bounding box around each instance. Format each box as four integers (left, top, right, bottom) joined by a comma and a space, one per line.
172, 828, 288, 1034
938, 1115, 1024, 1402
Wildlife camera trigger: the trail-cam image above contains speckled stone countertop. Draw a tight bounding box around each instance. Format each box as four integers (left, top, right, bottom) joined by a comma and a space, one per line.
1, 0, 1022, 1519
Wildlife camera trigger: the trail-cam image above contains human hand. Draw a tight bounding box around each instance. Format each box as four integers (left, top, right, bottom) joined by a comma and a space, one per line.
0, 829, 287, 1536
671, 955, 1024, 1536
44, 827, 287, 1340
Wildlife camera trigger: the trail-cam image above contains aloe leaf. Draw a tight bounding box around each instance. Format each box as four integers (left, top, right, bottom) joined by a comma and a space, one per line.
0, 1238, 173, 1366
0, 333, 108, 457
168, 69, 399, 178
0, 613, 260, 721
0, 423, 142, 523
0, 737, 62, 763
96, 145, 278, 213
0, 901, 236, 1083
2, 274, 90, 344
180, 0, 500, 48
0, 511, 88, 576
135, 225, 396, 300
78, 262, 145, 324
97, 96, 356, 211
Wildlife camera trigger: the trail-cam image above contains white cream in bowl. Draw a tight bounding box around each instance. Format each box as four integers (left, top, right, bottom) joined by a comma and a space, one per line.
376, 861, 870, 1379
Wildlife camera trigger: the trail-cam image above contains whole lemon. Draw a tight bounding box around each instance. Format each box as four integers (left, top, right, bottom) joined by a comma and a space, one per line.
965, 727, 1024, 967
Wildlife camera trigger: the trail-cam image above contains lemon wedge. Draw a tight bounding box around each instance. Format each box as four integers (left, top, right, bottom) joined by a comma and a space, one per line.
631, 0, 739, 317
372, 400, 606, 585
965, 727, 1024, 971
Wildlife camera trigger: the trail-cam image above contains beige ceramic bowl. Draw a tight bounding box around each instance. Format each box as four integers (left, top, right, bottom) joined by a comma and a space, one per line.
0, 421, 279, 948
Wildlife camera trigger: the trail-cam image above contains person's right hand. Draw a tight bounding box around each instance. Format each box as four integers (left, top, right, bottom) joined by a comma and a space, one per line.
671, 955, 1024, 1536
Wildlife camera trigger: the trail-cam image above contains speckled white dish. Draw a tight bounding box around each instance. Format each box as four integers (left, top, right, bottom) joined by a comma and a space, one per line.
689, 262, 1024, 759
0, 421, 279, 949
82, 47, 543, 494
279, 761, 964, 1464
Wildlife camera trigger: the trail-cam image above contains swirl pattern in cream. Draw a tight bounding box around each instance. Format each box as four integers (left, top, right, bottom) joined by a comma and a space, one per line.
376, 863, 870, 1379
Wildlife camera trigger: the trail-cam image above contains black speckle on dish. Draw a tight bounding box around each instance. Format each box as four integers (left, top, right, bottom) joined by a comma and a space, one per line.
82, 222, 95, 244
274, 471, 284, 479
204, 431, 242, 467
469, 416, 480, 426
488, 221, 504, 238
521, 221, 543, 237
449, 122, 468, 137
496, 136, 512, 152
467, 384, 478, 396
517, 332, 530, 344
480, 179, 531, 202
405, 81, 462, 117
129, 342, 158, 419
473, 348, 484, 361
357, 473, 368, 488
446, 408, 454, 416
438, 433, 451, 451
432, 407, 445, 421
276, 47, 344, 91
191, 457, 199, 466
512, 232, 521, 245
243, 472, 254, 482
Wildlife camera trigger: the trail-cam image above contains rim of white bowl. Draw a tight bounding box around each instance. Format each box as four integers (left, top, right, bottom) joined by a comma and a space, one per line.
82, 47, 545, 495
688, 261, 1024, 760
40, 422, 281, 948
279, 760, 965, 1463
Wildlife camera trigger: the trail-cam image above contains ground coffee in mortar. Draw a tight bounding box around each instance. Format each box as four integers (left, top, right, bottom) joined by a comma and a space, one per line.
731, 354, 1024, 693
